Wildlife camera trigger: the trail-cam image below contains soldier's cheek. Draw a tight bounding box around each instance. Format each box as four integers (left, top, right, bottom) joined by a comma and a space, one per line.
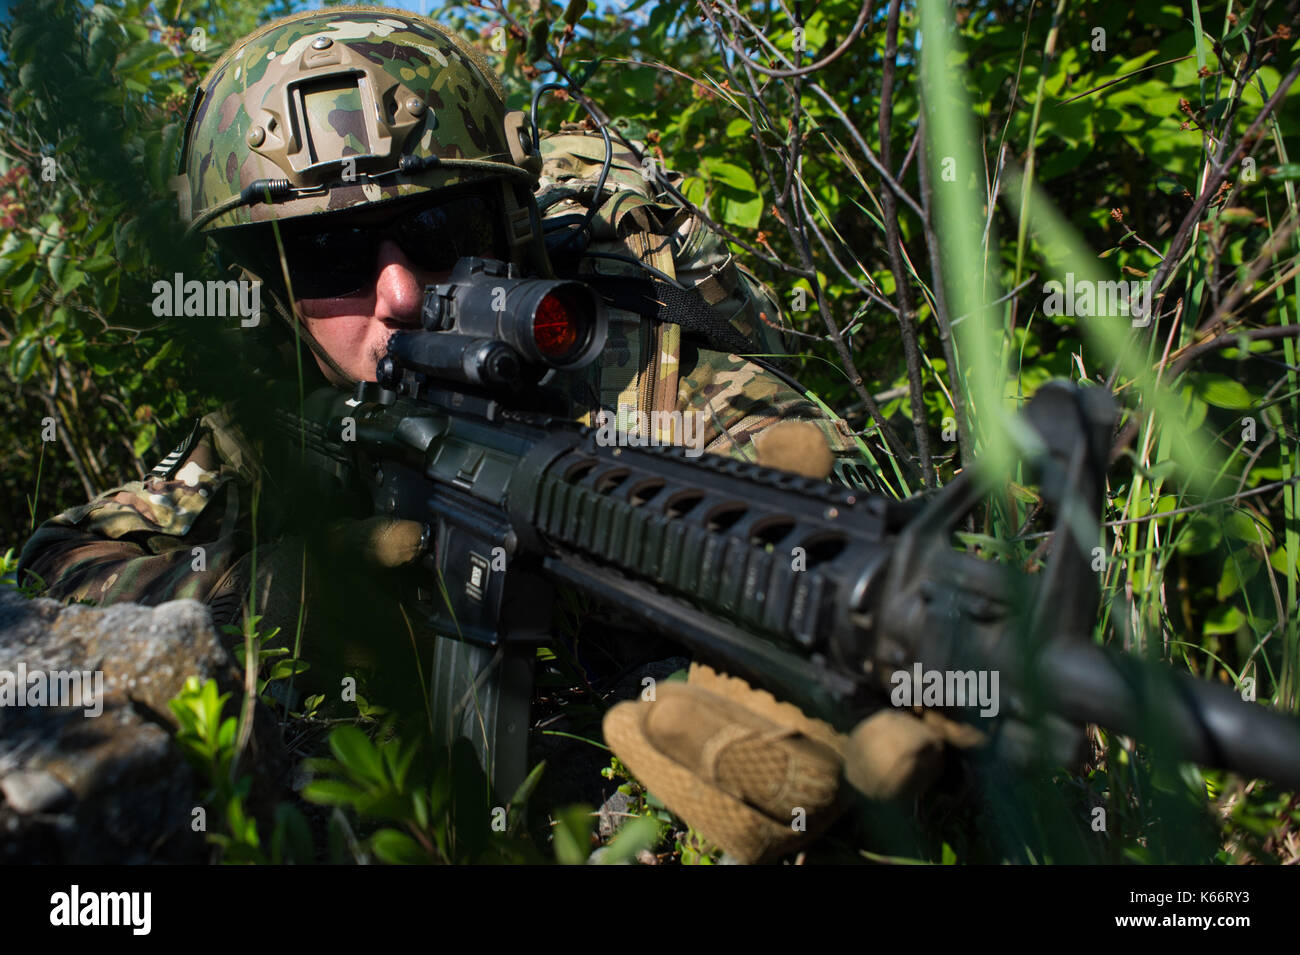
298, 312, 375, 370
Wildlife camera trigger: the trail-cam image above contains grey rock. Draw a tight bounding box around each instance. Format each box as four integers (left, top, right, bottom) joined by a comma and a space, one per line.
0, 588, 284, 863
0, 769, 70, 814
598, 788, 632, 840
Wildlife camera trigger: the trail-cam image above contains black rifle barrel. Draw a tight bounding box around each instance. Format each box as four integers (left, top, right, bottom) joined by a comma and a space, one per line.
314, 382, 1300, 790
1037, 640, 1300, 789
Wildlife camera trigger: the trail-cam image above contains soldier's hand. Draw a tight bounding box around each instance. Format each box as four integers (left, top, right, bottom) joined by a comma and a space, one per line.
752, 420, 834, 479
603, 663, 985, 863
324, 516, 427, 569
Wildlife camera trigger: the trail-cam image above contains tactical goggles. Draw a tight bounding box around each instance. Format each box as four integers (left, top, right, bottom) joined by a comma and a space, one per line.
237, 190, 506, 300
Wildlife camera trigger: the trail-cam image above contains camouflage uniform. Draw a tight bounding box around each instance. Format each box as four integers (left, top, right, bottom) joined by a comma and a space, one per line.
19, 409, 260, 621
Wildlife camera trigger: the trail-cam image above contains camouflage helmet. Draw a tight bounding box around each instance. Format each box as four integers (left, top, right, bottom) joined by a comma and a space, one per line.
173, 6, 546, 272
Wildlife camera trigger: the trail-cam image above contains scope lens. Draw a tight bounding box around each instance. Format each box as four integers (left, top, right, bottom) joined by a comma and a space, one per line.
533, 290, 586, 362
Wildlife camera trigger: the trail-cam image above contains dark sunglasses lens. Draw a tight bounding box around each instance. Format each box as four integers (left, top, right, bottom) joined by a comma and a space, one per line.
396, 195, 502, 271
281, 228, 373, 298
231, 193, 503, 298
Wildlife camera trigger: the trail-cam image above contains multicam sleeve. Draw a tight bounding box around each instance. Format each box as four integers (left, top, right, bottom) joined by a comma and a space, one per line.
677, 344, 888, 493
16, 409, 259, 620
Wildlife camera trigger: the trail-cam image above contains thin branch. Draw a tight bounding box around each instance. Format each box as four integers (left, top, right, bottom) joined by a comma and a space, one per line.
918, 126, 972, 470
878, 0, 933, 486
714, 0, 875, 79
1148, 61, 1300, 319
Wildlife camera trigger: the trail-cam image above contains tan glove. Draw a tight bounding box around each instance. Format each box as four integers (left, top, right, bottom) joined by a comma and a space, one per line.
604, 664, 987, 863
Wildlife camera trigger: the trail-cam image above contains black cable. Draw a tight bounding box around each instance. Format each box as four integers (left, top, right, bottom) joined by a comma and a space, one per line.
531, 81, 613, 251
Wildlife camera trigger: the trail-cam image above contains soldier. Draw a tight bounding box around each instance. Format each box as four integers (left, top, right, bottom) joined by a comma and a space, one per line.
19, 8, 950, 863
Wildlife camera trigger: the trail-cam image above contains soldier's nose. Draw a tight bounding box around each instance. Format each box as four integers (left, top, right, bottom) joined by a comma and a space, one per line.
372, 239, 425, 327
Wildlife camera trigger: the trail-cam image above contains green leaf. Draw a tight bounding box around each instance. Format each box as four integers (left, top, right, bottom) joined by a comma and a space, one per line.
10, 268, 41, 313
1203, 604, 1246, 635
216, 715, 236, 750
1190, 374, 1254, 411
0, 237, 37, 281
725, 117, 754, 139
1224, 508, 1270, 544
598, 815, 660, 864
507, 760, 547, 832
328, 725, 387, 787
700, 158, 756, 192
266, 658, 310, 681
57, 267, 86, 296
562, 0, 588, 26
681, 175, 707, 208
47, 240, 68, 286
552, 803, 594, 864
527, 17, 550, 62
371, 828, 429, 865
302, 779, 368, 807
270, 804, 314, 864
508, 760, 547, 808
132, 422, 156, 459
380, 737, 418, 793
14, 340, 39, 382
1216, 555, 1259, 600
1217, 207, 1258, 226
1176, 516, 1221, 555
570, 57, 603, 90
718, 189, 763, 229
82, 255, 116, 273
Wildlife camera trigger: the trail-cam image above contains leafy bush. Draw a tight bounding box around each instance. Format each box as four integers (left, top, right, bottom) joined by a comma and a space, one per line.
4, 0, 1299, 863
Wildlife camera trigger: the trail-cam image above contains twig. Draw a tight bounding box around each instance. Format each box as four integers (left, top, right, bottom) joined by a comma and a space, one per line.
918, 127, 972, 470
878, 0, 933, 486
714, 0, 875, 79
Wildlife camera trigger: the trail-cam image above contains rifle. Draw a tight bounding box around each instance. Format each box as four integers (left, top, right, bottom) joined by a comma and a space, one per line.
292, 256, 1300, 802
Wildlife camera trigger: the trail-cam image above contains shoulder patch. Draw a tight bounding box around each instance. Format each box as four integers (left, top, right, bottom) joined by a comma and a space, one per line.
150, 419, 204, 479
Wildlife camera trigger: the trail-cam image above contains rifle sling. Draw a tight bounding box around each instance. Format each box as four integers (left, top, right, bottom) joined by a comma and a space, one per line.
580, 274, 757, 357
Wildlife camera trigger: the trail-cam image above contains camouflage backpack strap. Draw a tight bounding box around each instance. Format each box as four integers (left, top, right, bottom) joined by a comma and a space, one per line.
536, 126, 674, 438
